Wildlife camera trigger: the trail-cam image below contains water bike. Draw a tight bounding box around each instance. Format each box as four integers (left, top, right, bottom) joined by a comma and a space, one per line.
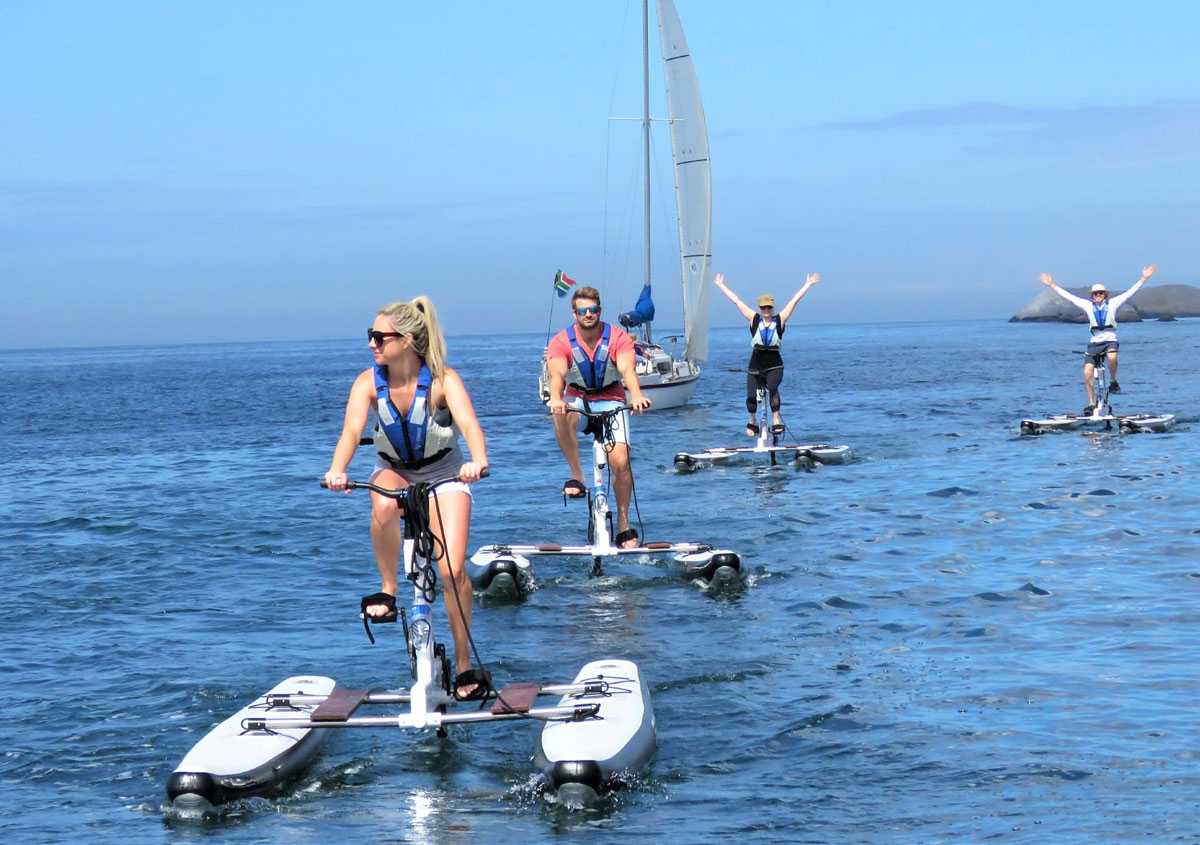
469, 404, 742, 597
167, 472, 655, 812
674, 369, 852, 470
1020, 350, 1175, 435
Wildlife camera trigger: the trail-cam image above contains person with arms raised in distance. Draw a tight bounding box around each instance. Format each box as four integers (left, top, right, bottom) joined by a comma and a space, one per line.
1039, 264, 1156, 414
324, 296, 491, 701
713, 271, 822, 437
546, 285, 650, 549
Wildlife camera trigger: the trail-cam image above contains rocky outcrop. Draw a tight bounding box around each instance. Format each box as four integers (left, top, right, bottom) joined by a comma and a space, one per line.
1124, 284, 1200, 319
1010, 288, 1140, 323
1010, 283, 1200, 322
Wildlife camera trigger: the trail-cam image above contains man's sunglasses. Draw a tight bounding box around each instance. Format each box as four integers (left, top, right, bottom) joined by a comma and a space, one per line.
575, 306, 601, 316
367, 329, 404, 346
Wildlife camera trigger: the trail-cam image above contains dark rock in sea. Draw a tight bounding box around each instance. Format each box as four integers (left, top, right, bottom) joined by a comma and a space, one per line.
1010, 282, 1200, 323
1126, 283, 1200, 319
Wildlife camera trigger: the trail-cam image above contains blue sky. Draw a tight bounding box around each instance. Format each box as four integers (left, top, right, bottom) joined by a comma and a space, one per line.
3, 0, 1198, 348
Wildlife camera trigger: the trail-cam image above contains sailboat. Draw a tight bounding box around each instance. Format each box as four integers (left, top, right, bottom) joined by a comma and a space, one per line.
539, 0, 711, 411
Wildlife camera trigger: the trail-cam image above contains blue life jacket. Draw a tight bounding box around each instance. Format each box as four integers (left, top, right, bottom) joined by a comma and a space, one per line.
372, 363, 453, 469
566, 323, 620, 393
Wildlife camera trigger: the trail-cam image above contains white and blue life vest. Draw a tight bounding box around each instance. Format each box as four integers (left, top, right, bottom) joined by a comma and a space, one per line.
1088, 302, 1115, 333
751, 315, 782, 350
566, 323, 621, 394
372, 363, 458, 469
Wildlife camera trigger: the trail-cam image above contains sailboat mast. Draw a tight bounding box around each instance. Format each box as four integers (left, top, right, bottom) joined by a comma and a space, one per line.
641, 0, 653, 344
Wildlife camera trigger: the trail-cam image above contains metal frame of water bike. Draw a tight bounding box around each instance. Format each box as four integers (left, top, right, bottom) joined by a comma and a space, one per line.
474, 405, 725, 577
245, 477, 602, 735
1081, 348, 1113, 419
579, 403, 628, 555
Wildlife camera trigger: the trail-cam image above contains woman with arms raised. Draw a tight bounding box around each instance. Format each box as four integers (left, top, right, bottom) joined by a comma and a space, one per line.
713, 271, 822, 436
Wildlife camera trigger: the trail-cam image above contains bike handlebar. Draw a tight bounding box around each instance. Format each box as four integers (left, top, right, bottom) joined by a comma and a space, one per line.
570, 405, 633, 418
543, 400, 635, 416
321, 467, 489, 497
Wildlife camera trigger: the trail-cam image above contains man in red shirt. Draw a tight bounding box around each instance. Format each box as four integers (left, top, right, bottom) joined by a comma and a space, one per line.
546, 286, 651, 548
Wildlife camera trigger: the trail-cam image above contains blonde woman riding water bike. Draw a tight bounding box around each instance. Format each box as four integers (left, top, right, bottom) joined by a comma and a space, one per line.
324, 296, 490, 701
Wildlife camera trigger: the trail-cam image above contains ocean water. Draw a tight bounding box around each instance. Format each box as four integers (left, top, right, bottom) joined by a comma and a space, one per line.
2, 319, 1197, 844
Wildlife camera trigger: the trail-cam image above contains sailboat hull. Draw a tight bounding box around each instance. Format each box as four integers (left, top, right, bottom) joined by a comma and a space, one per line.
633, 358, 699, 410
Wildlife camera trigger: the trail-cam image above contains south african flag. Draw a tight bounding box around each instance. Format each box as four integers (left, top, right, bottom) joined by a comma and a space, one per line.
554, 269, 576, 298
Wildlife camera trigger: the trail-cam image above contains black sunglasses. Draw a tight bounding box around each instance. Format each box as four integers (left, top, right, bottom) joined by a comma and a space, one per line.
367, 329, 404, 346
575, 306, 600, 316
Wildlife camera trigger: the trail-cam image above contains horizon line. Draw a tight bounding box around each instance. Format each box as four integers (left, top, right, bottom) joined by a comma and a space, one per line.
0, 316, 1139, 355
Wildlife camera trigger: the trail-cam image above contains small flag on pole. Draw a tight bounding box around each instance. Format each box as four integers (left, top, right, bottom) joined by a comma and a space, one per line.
554, 269, 576, 298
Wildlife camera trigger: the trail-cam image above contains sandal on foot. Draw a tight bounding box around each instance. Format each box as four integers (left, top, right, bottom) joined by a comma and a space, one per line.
359, 591, 397, 644
745, 423, 759, 437
615, 528, 639, 549
453, 668, 493, 702
771, 423, 786, 435
562, 479, 587, 500
360, 591, 397, 622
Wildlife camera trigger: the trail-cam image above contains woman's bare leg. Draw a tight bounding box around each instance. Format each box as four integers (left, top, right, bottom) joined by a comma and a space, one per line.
426, 489, 476, 685
367, 468, 408, 617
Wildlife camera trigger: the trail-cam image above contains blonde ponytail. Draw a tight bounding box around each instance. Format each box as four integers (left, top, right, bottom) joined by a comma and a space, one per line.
377, 295, 449, 379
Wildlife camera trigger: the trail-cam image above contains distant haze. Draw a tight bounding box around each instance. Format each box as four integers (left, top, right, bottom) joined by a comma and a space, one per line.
3, 1, 1199, 349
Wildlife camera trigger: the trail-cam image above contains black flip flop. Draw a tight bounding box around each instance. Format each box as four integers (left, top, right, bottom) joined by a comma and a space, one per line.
453, 668, 493, 702
771, 424, 786, 435
615, 527, 639, 549
562, 479, 587, 500
359, 591, 397, 644
745, 423, 759, 437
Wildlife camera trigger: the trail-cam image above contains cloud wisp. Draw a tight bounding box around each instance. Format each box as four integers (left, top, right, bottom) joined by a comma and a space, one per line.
822, 99, 1200, 163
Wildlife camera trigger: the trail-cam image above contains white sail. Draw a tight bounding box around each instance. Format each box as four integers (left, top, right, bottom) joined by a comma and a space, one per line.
657, 0, 712, 363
